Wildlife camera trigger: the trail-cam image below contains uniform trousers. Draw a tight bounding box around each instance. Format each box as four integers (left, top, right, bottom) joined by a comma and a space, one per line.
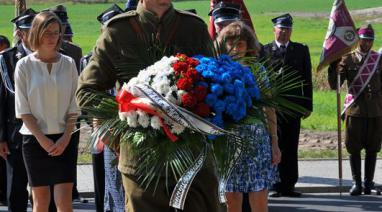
0, 157, 6, 203
273, 116, 301, 192
6, 148, 28, 211
121, 166, 219, 212
345, 116, 382, 154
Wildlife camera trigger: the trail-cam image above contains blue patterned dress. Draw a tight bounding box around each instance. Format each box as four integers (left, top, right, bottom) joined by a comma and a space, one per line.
225, 123, 279, 192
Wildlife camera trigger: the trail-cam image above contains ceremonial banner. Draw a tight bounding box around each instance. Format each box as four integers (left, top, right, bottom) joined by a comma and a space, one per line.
317, 0, 358, 71
209, 0, 254, 39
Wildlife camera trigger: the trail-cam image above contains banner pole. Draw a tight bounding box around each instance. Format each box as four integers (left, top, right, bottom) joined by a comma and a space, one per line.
336, 72, 343, 197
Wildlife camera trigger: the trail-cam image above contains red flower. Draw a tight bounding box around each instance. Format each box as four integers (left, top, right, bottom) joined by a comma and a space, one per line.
181, 93, 197, 109
193, 102, 211, 117
194, 86, 208, 101
176, 53, 187, 62
184, 68, 200, 81
173, 61, 188, 75
186, 57, 199, 66
177, 78, 193, 91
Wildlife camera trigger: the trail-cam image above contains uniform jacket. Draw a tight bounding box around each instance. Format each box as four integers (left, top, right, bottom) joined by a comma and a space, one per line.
0, 44, 26, 150
263, 41, 313, 115
328, 51, 382, 117
76, 3, 213, 175
61, 41, 82, 72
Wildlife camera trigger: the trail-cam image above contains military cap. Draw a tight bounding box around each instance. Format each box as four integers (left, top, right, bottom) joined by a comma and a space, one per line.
11, 8, 37, 29
208, 1, 240, 24
185, 9, 197, 14
46, 5, 69, 24
272, 13, 293, 28
125, 0, 137, 12
64, 23, 74, 37
358, 24, 374, 40
97, 4, 124, 24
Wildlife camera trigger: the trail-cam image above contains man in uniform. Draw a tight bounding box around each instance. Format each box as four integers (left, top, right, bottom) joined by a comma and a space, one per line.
80, 4, 125, 212
0, 34, 10, 206
76, 0, 219, 211
0, 9, 36, 211
208, 1, 241, 38
263, 13, 312, 197
328, 25, 382, 195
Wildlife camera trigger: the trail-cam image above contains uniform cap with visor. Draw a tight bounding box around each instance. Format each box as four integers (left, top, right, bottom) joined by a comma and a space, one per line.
209, 1, 241, 24
272, 13, 293, 29
11, 8, 37, 29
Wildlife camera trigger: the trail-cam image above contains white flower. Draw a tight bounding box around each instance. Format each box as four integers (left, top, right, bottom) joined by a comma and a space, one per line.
171, 123, 185, 135
177, 90, 187, 99
137, 110, 150, 128
126, 111, 138, 128
165, 91, 178, 104
126, 78, 138, 92
150, 116, 161, 130
118, 112, 128, 121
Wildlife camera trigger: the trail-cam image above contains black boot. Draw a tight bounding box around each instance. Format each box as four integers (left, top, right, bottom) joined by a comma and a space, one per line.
364, 152, 381, 195
349, 154, 362, 196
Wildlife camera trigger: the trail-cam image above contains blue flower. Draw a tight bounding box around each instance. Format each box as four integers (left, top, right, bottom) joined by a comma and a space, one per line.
224, 83, 234, 94
221, 72, 232, 83
196, 81, 209, 88
248, 87, 260, 100
213, 100, 226, 113
205, 94, 218, 107
211, 83, 223, 96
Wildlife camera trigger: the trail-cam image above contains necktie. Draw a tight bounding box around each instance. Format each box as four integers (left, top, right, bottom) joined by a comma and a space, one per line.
279, 45, 287, 59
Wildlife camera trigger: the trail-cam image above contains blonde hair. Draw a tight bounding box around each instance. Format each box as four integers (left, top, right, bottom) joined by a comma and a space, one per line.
28, 11, 63, 51
217, 21, 261, 57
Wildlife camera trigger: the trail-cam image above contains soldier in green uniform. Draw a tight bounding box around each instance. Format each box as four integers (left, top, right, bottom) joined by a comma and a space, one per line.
76, 0, 219, 211
328, 25, 382, 195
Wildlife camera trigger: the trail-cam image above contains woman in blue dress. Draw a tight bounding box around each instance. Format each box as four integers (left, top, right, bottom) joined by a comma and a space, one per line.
216, 21, 281, 212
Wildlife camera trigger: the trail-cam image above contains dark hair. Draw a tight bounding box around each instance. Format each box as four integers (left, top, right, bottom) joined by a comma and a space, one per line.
216, 21, 261, 57
0, 35, 10, 49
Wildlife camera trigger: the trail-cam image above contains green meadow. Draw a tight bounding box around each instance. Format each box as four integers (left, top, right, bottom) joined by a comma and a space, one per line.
0, 0, 381, 131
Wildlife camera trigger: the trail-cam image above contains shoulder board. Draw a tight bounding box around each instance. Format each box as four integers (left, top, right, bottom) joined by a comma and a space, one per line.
175, 9, 204, 23
105, 10, 138, 27
0, 46, 17, 56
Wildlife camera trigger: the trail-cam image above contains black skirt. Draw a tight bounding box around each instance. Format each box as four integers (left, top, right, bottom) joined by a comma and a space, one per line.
22, 134, 76, 187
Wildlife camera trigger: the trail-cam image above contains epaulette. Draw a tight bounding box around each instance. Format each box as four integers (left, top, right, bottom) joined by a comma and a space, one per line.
0, 46, 17, 56
105, 10, 138, 27
175, 9, 204, 23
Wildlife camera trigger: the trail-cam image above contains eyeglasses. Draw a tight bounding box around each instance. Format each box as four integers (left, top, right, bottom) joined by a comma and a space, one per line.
43, 31, 61, 38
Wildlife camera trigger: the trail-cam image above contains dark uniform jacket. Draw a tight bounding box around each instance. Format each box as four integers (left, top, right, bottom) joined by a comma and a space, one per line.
263, 41, 313, 115
77, 3, 213, 175
328, 51, 382, 117
0, 44, 26, 150
62, 41, 82, 72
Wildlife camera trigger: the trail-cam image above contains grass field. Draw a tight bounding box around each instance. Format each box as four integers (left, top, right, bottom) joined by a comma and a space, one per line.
0, 0, 380, 131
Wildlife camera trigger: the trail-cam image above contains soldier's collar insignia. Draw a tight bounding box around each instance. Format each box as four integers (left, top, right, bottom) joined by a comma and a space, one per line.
16, 52, 23, 60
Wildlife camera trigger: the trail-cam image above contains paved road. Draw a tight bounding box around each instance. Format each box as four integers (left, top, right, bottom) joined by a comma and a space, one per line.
1, 159, 381, 211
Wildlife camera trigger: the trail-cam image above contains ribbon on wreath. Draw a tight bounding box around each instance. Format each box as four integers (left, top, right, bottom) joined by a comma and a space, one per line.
119, 84, 242, 210
116, 88, 178, 142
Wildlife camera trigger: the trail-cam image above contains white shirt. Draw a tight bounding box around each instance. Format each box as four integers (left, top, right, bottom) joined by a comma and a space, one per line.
275, 40, 290, 49
15, 53, 80, 135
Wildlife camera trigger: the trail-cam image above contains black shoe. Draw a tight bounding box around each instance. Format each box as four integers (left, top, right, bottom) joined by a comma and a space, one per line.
282, 190, 302, 197
269, 191, 282, 198
364, 181, 381, 195
350, 184, 363, 196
